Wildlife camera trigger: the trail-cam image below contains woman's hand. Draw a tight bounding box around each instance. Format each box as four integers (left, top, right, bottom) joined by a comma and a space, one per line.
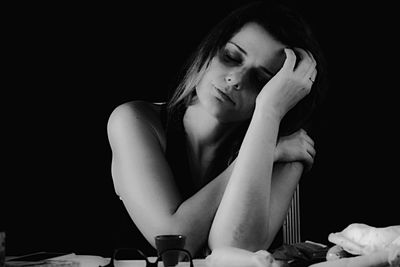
255, 48, 317, 120
274, 129, 316, 171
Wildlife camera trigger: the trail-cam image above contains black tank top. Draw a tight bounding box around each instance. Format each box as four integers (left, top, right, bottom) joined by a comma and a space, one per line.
159, 103, 198, 199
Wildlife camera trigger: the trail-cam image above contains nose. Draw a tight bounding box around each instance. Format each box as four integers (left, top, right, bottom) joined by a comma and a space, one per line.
225, 71, 242, 90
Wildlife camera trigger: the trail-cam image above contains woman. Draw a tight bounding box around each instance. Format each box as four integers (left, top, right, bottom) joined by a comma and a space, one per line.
107, 0, 328, 258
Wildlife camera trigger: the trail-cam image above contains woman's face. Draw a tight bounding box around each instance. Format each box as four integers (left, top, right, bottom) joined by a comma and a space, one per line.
195, 22, 286, 123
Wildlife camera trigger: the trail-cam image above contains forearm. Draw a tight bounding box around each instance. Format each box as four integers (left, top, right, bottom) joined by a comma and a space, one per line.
121, 155, 236, 257
171, 153, 302, 254
168, 159, 236, 256
208, 107, 281, 251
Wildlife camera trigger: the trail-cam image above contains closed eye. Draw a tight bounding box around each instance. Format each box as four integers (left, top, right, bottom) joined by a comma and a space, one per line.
227, 41, 275, 77
221, 50, 242, 64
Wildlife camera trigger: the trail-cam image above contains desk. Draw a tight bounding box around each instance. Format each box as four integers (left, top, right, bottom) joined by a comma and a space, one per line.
7, 251, 400, 267
52, 254, 208, 267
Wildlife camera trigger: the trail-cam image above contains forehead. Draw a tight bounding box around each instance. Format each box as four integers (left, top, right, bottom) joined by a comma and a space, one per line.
229, 22, 285, 72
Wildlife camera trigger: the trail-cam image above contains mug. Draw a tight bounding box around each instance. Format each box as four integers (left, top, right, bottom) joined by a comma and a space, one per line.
155, 235, 186, 267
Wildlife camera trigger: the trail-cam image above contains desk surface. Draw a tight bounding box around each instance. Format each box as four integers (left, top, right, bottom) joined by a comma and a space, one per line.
53, 254, 208, 267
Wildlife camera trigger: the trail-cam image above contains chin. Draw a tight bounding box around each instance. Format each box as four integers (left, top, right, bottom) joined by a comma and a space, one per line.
197, 92, 252, 123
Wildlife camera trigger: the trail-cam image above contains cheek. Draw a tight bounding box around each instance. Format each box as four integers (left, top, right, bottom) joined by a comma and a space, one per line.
196, 62, 216, 91
206, 58, 228, 81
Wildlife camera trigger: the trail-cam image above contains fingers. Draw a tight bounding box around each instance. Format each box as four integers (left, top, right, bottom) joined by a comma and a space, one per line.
277, 128, 316, 170
302, 130, 316, 158
292, 48, 317, 85
303, 132, 315, 147
297, 128, 315, 147
292, 48, 311, 73
307, 144, 316, 158
309, 68, 317, 85
282, 48, 297, 71
303, 152, 314, 172
298, 129, 316, 169
305, 138, 316, 172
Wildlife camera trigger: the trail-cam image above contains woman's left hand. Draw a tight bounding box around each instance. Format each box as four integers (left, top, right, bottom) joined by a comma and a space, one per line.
274, 128, 316, 171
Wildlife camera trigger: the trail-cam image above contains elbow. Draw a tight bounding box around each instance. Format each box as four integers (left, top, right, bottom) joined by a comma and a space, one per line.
208, 235, 238, 252
208, 223, 230, 251
207, 230, 220, 252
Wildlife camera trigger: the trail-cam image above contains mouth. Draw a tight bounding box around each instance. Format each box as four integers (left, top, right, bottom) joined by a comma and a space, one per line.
213, 85, 235, 105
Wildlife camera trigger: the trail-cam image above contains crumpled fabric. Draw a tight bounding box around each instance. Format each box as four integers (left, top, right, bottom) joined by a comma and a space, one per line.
205, 247, 288, 267
328, 223, 400, 255
308, 246, 400, 267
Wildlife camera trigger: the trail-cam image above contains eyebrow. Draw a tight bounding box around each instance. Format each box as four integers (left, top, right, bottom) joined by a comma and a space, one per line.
228, 41, 275, 77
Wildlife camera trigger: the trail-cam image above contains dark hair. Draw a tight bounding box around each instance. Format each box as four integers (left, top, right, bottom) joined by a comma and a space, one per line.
166, 0, 328, 162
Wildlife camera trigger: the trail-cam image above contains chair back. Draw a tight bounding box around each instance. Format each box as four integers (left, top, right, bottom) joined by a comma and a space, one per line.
282, 184, 301, 244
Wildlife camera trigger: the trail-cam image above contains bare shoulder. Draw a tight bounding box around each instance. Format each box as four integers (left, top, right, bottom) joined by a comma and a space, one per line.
107, 100, 167, 151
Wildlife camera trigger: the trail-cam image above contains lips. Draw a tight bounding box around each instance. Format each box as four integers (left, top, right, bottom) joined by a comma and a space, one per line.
213, 85, 235, 105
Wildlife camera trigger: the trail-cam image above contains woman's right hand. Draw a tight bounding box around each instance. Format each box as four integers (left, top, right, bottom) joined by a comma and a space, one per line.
255, 48, 317, 120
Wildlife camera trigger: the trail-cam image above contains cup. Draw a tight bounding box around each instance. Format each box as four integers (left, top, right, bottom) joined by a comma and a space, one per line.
0, 232, 5, 267
155, 235, 186, 267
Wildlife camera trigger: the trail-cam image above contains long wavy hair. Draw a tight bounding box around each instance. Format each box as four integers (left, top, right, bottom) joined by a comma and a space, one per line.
166, 0, 328, 164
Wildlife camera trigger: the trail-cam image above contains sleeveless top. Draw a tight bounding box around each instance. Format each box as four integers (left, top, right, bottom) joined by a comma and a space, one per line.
159, 102, 195, 199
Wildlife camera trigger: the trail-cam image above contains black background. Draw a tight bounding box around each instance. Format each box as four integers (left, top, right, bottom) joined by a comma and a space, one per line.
2, 0, 399, 257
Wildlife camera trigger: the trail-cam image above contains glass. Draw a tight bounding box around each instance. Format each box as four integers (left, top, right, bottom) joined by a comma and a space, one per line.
100, 248, 193, 267
155, 235, 186, 266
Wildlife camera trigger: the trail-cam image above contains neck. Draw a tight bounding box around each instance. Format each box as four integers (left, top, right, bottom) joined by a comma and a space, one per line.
182, 104, 241, 158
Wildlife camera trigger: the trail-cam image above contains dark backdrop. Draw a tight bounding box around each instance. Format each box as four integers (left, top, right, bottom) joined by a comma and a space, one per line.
3, 0, 399, 257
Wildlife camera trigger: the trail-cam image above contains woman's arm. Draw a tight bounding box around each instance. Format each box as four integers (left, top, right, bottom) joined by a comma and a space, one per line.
107, 101, 237, 256
208, 107, 280, 251
264, 128, 316, 247
108, 101, 309, 255
208, 48, 316, 251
